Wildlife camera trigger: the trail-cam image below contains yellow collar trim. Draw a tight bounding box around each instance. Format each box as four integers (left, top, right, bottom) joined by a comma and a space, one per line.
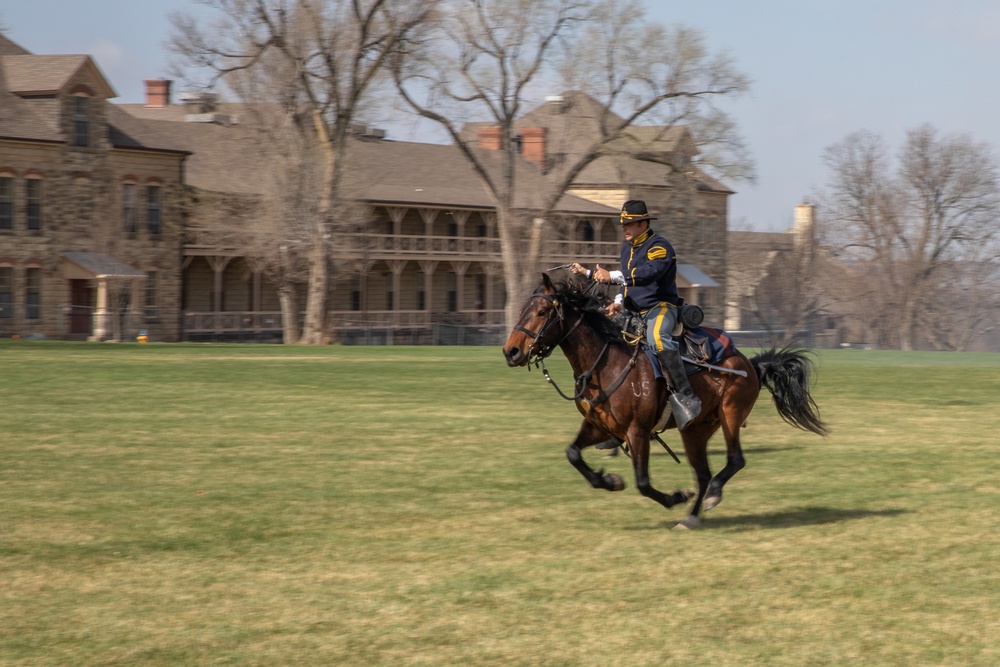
630, 228, 653, 247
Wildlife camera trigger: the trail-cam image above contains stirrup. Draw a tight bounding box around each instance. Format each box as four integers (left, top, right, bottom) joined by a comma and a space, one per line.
669, 392, 700, 430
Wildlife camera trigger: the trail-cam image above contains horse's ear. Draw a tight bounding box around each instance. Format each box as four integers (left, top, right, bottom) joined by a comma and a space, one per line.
541, 272, 554, 292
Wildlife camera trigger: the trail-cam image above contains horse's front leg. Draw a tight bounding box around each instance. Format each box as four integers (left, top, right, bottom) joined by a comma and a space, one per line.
628, 428, 690, 510
566, 422, 626, 492
676, 422, 717, 528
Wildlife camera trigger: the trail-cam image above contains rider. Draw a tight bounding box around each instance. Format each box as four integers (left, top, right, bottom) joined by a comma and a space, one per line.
570, 200, 701, 430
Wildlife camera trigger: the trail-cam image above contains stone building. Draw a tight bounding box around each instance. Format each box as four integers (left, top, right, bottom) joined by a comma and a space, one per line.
0, 35, 187, 341
2, 33, 734, 343
121, 85, 619, 343
464, 91, 732, 324
726, 203, 856, 347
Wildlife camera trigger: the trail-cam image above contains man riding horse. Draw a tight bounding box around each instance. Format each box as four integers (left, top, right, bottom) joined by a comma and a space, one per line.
570, 199, 701, 430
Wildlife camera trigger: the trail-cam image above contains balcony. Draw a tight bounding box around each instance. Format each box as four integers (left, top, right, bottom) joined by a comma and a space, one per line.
186, 233, 621, 265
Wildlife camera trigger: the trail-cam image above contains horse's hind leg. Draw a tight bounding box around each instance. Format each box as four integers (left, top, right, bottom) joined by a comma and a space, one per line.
703, 407, 748, 511
566, 422, 626, 492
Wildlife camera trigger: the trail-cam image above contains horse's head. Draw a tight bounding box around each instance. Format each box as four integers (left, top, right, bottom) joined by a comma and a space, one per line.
502, 273, 566, 367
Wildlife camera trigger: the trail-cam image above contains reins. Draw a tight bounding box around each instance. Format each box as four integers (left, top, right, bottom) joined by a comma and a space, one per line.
538, 342, 608, 402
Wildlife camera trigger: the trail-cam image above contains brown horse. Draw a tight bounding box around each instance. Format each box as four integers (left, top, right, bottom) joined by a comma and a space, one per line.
502, 274, 827, 528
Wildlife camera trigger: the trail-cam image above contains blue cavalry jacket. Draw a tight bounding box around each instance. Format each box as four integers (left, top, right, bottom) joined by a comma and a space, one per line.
619, 228, 680, 312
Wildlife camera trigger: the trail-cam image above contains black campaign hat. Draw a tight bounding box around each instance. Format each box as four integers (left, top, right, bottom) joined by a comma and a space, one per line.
618, 200, 656, 225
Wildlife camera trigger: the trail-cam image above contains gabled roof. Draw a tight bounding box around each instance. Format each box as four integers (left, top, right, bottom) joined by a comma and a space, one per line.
1, 54, 116, 98
460, 90, 732, 194
0, 90, 61, 142
62, 252, 146, 279
0, 43, 188, 153
124, 104, 616, 216
105, 105, 189, 153
344, 138, 616, 216
0, 34, 30, 56
677, 264, 720, 288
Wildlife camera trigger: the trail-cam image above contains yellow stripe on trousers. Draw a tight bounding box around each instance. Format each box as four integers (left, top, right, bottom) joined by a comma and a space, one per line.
652, 302, 669, 352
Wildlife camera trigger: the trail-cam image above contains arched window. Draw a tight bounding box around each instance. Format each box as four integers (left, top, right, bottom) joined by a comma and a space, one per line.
25, 176, 42, 231
25, 267, 42, 320
145, 270, 159, 315
0, 172, 13, 230
146, 182, 162, 235
122, 180, 137, 233
0, 266, 12, 319
73, 95, 90, 147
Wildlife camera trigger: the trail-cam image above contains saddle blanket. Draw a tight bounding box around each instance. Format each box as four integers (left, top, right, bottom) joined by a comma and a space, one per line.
643, 326, 736, 379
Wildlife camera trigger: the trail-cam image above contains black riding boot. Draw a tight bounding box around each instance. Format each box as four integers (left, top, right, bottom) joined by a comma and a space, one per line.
657, 349, 701, 430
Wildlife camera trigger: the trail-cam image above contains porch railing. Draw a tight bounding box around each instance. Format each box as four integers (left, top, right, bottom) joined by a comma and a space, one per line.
186, 234, 621, 264
181, 309, 506, 342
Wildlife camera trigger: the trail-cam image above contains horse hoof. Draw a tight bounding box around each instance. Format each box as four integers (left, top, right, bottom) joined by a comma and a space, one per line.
673, 515, 701, 530
703, 495, 721, 510
605, 473, 626, 492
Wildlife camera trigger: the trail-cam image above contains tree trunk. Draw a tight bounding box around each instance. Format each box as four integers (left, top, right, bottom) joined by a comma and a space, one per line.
299, 111, 338, 345
498, 212, 545, 331
278, 283, 300, 344
299, 240, 328, 344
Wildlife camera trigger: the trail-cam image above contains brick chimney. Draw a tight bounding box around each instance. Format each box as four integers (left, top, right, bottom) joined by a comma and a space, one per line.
144, 79, 172, 108
477, 126, 502, 150
520, 127, 546, 170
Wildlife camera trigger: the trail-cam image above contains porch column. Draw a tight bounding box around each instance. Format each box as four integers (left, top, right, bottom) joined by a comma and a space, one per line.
452, 261, 469, 312
129, 277, 144, 339
252, 271, 263, 312
206, 256, 232, 333
451, 210, 470, 237
418, 208, 439, 236
90, 278, 109, 341
388, 260, 407, 320
484, 264, 499, 322
359, 259, 374, 315
387, 206, 407, 237
418, 260, 437, 315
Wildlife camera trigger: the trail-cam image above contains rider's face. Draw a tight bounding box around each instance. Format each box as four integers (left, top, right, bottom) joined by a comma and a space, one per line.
621, 220, 647, 242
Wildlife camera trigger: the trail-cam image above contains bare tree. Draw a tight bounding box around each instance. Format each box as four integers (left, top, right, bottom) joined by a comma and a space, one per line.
393, 0, 750, 328
168, 0, 438, 343
823, 126, 1000, 350
922, 255, 1000, 351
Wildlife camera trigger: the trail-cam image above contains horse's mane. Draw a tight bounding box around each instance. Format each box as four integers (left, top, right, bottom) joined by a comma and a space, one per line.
549, 280, 628, 349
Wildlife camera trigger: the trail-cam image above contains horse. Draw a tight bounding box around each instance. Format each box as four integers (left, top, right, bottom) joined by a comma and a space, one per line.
502, 274, 828, 529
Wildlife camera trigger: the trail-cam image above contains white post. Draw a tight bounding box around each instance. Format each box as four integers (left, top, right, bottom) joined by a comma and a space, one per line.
90, 278, 108, 341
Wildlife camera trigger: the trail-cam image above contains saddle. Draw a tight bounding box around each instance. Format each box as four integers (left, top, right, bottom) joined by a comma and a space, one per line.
617, 304, 736, 375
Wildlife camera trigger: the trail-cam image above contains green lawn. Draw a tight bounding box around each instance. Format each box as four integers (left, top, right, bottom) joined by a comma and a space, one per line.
1, 342, 998, 666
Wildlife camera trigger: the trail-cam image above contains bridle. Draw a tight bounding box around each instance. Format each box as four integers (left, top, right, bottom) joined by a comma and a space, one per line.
513, 290, 639, 405
511, 279, 606, 360
513, 291, 584, 367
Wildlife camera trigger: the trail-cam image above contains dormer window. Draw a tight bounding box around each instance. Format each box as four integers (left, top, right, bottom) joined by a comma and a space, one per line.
72, 96, 89, 147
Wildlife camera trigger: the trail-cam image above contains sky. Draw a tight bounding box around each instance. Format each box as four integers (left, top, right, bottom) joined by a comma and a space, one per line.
4, 0, 1000, 231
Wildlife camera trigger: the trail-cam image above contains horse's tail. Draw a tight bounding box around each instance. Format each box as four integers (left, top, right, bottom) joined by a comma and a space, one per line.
750, 347, 828, 436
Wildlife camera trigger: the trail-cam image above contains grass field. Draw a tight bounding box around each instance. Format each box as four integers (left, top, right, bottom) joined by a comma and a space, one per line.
1, 341, 998, 666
